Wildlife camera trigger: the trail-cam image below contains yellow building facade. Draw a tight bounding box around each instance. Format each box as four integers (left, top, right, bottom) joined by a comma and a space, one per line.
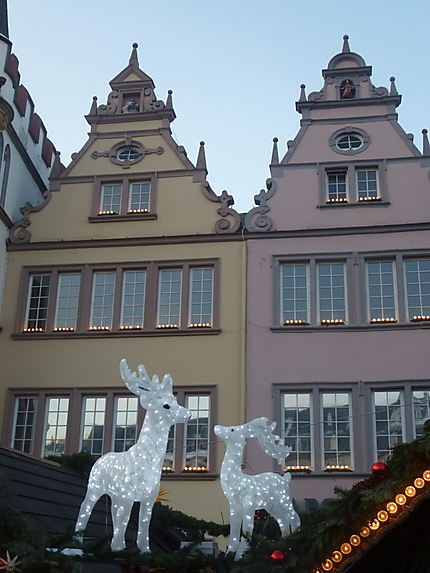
0, 45, 245, 523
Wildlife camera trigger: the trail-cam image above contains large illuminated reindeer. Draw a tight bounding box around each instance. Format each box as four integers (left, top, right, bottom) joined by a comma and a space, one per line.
214, 417, 300, 558
75, 359, 190, 552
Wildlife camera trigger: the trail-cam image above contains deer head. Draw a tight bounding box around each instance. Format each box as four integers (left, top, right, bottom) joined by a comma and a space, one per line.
245, 417, 292, 465
120, 359, 190, 424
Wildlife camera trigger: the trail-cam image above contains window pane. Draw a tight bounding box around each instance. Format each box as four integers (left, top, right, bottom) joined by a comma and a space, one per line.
322, 393, 352, 468
282, 393, 312, 468
43, 396, 70, 456
326, 171, 347, 202
90, 272, 116, 329
189, 267, 214, 326
129, 182, 151, 213
113, 396, 138, 451
412, 390, 430, 438
366, 261, 397, 321
405, 259, 430, 319
184, 394, 210, 469
54, 273, 81, 330
280, 264, 308, 324
318, 263, 346, 323
81, 397, 106, 456
100, 184, 122, 214
357, 169, 379, 200
157, 269, 182, 327
25, 274, 51, 331
373, 391, 404, 461
164, 426, 176, 471
12, 397, 38, 453
120, 270, 146, 328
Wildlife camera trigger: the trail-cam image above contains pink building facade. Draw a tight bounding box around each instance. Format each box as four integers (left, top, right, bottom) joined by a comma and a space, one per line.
244, 36, 430, 511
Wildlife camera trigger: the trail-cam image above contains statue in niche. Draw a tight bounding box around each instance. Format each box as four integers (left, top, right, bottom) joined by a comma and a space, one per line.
122, 97, 139, 113
340, 79, 356, 99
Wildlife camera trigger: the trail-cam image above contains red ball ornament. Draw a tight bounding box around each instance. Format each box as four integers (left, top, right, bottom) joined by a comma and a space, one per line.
270, 549, 285, 563
372, 461, 389, 478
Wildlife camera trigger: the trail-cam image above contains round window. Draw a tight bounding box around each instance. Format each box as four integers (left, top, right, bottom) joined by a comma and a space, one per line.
116, 146, 141, 161
335, 134, 363, 151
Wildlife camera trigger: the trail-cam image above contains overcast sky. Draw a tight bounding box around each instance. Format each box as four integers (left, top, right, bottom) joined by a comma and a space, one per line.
8, 1, 430, 212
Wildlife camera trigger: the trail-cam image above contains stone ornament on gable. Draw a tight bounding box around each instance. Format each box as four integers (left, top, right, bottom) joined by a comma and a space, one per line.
9, 190, 52, 244
91, 139, 164, 168
244, 178, 277, 232
200, 181, 241, 234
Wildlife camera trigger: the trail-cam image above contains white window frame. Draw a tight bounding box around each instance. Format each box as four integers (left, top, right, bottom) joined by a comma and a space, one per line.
317, 262, 347, 324
281, 392, 313, 470
321, 391, 353, 470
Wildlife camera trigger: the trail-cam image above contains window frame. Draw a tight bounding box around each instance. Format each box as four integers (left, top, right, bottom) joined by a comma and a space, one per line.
90, 173, 157, 222
3, 386, 217, 479
15, 259, 220, 338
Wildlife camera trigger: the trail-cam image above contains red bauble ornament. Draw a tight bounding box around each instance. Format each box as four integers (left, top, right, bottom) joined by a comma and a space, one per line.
372, 461, 389, 478
270, 549, 285, 563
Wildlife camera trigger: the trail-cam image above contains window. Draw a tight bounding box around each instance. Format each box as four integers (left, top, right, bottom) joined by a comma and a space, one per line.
17, 260, 219, 336
282, 393, 312, 470
412, 390, 430, 438
116, 146, 141, 162
0, 144, 10, 206
11, 397, 38, 453
322, 392, 352, 469
280, 264, 309, 325
357, 169, 379, 201
405, 259, 430, 320
324, 166, 381, 204
7, 387, 216, 477
92, 174, 156, 220
43, 397, 69, 456
373, 391, 404, 461
329, 127, 370, 156
335, 134, 362, 151
326, 171, 347, 203
366, 261, 397, 323
317, 263, 347, 324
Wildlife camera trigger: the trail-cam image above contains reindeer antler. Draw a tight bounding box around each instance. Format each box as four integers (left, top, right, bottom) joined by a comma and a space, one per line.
248, 417, 292, 465
120, 359, 163, 395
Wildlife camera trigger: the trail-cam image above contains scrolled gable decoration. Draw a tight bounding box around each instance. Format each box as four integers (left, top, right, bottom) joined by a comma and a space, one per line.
200, 181, 241, 234
91, 139, 164, 168
8, 190, 52, 244
244, 178, 277, 232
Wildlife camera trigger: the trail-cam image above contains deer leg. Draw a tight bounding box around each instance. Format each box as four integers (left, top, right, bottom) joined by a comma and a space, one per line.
136, 500, 153, 553
75, 489, 100, 535
228, 504, 242, 554
234, 502, 254, 560
111, 499, 133, 552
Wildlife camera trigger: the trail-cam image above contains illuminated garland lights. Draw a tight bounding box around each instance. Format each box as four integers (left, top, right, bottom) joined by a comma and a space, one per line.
314, 469, 430, 572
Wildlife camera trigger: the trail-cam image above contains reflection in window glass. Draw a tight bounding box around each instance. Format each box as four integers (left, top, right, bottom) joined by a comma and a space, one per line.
12, 397, 38, 453
405, 259, 430, 319
280, 264, 308, 324
366, 261, 397, 321
318, 263, 346, 322
25, 274, 51, 330
322, 393, 352, 468
157, 269, 182, 327
121, 271, 146, 328
184, 395, 210, 469
412, 390, 430, 438
43, 397, 69, 456
55, 273, 81, 330
282, 393, 312, 468
189, 267, 214, 326
113, 396, 138, 451
100, 184, 122, 214
164, 426, 176, 471
81, 397, 106, 455
373, 391, 404, 461
90, 272, 116, 328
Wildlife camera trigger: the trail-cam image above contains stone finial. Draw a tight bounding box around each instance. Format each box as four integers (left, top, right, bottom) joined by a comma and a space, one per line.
271, 137, 279, 165
422, 129, 430, 156
299, 84, 307, 102
165, 89, 174, 109
196, 141, 207, 170
89, 96, 98, 115
129, 42, 139, 67
389, 76, 398, 96
342, 34, 351, 53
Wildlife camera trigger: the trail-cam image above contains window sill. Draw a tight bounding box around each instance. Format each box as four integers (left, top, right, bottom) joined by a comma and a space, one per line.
272, 322, 430, 333
88, 213, 158, 223
12, 328, 221, 340
161, 472, 219, 481
289, 471, 368, 479
318, 200, 390, 209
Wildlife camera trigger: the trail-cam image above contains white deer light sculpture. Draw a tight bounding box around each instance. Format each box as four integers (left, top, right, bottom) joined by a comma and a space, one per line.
214, 417, 300, 558
75, 359, 190, 552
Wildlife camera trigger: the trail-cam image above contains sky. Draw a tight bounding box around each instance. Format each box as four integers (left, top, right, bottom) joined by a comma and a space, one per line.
7, 0, 430, 212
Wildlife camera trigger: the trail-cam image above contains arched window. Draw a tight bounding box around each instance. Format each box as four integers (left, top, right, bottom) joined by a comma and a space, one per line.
0, 144, 10, 206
